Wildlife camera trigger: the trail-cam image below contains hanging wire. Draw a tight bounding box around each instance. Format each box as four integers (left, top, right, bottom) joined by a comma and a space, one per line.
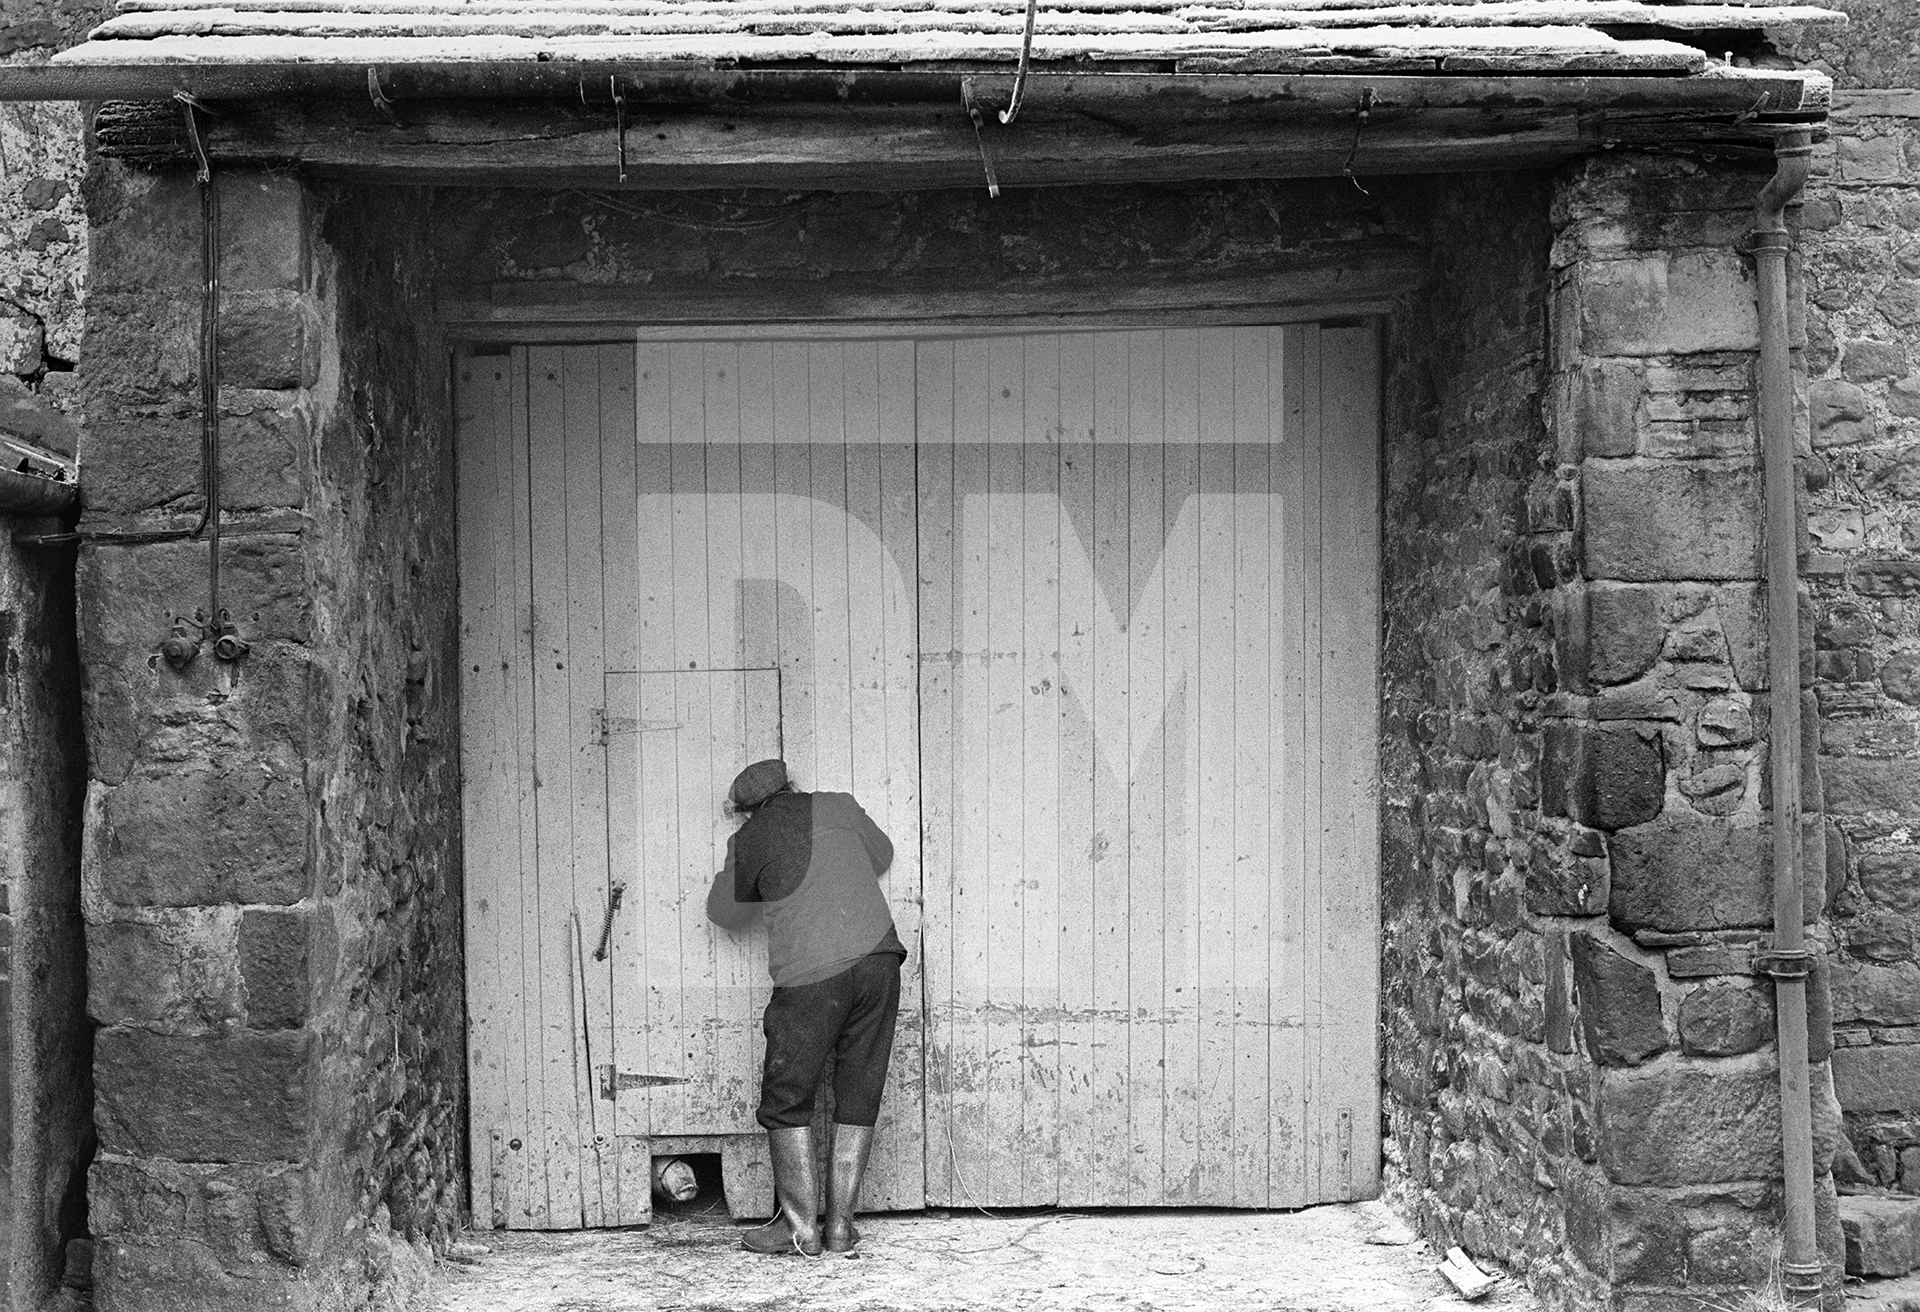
998, 0, 1040, 126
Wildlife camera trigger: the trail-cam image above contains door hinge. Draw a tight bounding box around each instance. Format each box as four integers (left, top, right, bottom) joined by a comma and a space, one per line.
599, 1064, 691, 1099
592, 708, 681, 745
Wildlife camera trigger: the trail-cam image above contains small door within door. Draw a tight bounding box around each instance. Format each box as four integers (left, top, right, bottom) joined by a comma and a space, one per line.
602, 666, 781, 1138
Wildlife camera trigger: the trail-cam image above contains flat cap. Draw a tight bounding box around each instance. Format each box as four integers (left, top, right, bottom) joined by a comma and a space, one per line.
729, 758, 789, 810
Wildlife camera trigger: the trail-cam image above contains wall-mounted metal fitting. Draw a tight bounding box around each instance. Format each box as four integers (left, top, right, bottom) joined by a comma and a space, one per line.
161, 616, 203, 669
1754, 947, 1813, 980
210, 611, 249, 662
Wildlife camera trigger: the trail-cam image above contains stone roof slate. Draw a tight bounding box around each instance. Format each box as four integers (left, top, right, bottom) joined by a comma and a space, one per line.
54, 0, 1843, 72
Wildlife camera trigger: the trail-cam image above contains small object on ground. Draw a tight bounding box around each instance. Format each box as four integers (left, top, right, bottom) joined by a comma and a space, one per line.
1438, 1246, 1500, 1300
653, 1157, 700, 1203
446, 1240, 491, 1266
1353, 1199, 1420, 1246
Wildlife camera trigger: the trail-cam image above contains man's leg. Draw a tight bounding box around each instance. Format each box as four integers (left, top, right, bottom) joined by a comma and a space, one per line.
823, 953, 902, 1252
746, 976, 851, 1255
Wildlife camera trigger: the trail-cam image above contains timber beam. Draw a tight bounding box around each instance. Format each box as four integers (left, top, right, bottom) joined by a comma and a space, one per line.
88, 70, 1826, 188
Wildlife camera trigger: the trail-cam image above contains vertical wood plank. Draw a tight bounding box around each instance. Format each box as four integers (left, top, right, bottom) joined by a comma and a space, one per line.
1158, 328, 1201, 1206
562, 346, 613, 1228
915, 340, 958, 1208
1272, 324, 1316, 1209
1235, 328, 1279, 1209
455, 352, 515, 1228
865, 337, 926, 1211
1124, 331, 1167, 1207
1019, 336, 1063, 1206
667, 343, 722, 1131
1051, 330, 1099, 1206
503, 350, 545, 1224
771, 344, 817, 786
1316, 324, 1382, 1200
525, 346, 590, 1228
702, 342, 760, 1137
1194, 328, 1240, 1208
982, 334, 1027, 1206
947, 336, 995, 1208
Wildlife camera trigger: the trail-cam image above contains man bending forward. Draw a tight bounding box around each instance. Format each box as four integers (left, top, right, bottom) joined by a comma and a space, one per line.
706, 758, 905, 1256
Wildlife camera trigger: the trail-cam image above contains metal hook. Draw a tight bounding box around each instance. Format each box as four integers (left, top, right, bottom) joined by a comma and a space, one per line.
175, 92, 211, 184
998, 0, 1039, 125
611, 76, 629, 185
962, 78, 1001, 199
367, 67, 402, 126
1343, 86, 1376, 196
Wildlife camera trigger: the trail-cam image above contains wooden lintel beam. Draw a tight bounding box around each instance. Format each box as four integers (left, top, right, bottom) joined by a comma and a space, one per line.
96, 91, 1801, 188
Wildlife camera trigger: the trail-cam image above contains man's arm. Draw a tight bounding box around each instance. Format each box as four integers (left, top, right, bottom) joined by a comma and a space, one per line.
706, 833, 759, 930
842, 795, 894, 876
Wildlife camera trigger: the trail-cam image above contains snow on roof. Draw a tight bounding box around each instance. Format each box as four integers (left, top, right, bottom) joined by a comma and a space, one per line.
54, 0, 1842, 71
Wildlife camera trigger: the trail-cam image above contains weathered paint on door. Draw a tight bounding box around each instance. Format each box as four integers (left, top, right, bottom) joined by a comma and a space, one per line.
916, 327, 1379, 1209
455, 324, 1379, 1229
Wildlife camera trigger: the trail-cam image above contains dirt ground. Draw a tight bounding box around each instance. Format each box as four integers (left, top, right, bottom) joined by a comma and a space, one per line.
429, 1200, 1539, 1312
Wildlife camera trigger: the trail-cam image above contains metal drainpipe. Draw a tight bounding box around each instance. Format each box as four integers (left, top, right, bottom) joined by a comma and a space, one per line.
1752, 124, 1820, 1306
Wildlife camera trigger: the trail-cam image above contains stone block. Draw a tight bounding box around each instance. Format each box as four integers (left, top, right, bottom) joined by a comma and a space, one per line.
1586, 584, 1667, 686
0, 301, 45, 375
90, 763, 308, 908
217, 173, 305, 293
1832, 961, 1920, 1027
1609, 815, 1823, 933
1528, 843, 1610, 917
216, 291, 315, 391
1855, 563, 1920, 598
1890, 376, 1920, 420
1840, 1194, 1920, 1278
1583, 464, 1760, 583
1543, 722, 1665, 831
1678, 981, 1773, 1057
1838, 136, 1907, 185
92, 1239, 313, 1312
1824, 758, 1920, 817
240, 908, 317, 1030
86, 167, 201, 295
219, 392, 309, 512
1833, 1046, 1920, 1114
90, 1153, 314, 1266
0, 375, 80, 455
95, 1028, 314, 1161
1812, 379, 1881, 450
1858, 853, 1920, 916
1570, 932, 1668, 1066
1577, 253, 1760, 357
1566, 360, 1642, 458
1597, 1061, 1779, 1186
87, 918, 244, 1031
1666, 942, 1756, 977
1845, 340, 1911, 383
77, 536, 313, 782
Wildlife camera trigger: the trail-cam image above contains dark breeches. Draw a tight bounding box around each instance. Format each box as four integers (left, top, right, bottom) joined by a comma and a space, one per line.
756, 952, 902, 1130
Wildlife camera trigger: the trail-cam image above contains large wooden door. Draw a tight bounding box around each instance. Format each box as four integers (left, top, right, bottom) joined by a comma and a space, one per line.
916, 327, 1379, 1209
456, 324, 1377, 1229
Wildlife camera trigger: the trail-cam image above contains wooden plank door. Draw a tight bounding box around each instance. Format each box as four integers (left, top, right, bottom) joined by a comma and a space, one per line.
917, 324, 1381, 1209
601, 340, 928, 1211
457, 345, 649, 1229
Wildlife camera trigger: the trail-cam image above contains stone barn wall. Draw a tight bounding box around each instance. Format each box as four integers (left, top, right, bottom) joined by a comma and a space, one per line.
75, 167, 465, 1312
1778, 1, 1920, 1215
0, 0, 105, 1307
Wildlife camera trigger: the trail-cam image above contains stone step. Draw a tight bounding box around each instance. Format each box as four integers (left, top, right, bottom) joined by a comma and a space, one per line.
1848, 1269, 1920, 1312
1843, 1195, 1920, 1279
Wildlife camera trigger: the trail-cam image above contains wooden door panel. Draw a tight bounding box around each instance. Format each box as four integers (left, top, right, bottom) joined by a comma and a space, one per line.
605, 667, 780, 1138
918, 325, 1380, 1210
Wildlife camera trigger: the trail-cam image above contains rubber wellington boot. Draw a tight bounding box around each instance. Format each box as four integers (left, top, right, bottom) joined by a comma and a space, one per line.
741, 1126, 823, 1256
823, 1122, 876, 1253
